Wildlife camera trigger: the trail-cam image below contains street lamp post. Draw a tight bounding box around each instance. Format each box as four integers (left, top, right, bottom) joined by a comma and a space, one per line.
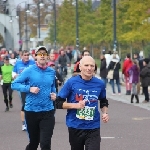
75, 0, 79, 51
37, 0, 41, 45
113, 0, 117, 51
53, 0, 56, 50
37, 0, 44, 46
25, 3, 28, 50
27, 1, 44, 47
16, 7, 22, 50
16, 1, 30, 51
9, 7, 19, 50
9, 16, 14, 50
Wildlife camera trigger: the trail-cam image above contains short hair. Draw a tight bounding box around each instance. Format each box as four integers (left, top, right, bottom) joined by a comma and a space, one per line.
81, 50, 90, 56
126, 53, 130, 58
108, 50, 112, 55
22, 50, 29, 55
143, 58, 150, 65
134, 52, 139, 57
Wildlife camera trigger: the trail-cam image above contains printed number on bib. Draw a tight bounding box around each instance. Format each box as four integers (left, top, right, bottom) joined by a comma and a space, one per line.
76, 106, 95, 120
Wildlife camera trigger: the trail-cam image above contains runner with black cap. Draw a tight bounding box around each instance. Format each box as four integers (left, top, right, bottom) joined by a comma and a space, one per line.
12, 46, 56, 150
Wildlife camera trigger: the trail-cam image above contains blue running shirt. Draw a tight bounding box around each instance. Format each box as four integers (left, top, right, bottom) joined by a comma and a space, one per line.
58, 75, 106, 129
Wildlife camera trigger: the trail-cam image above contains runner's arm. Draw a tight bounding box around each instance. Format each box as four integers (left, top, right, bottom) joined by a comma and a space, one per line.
98, 82, 109, 114
11, 68, 30, 92
56, 78, 85, 109
56, 96, 75, 109
12, 62, 18, 79
100, 97, 109, 113
12, 71, 18, 79
100, 98, 109, 123
56, 96, 85, 109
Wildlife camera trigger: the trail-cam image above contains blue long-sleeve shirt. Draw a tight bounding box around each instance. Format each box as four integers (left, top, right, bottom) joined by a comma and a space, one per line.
13, 59, 35, 74
11, 64, 56, 112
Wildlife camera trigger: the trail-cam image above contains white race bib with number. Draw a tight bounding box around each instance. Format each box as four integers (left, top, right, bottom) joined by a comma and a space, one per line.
76, 106, 96, 120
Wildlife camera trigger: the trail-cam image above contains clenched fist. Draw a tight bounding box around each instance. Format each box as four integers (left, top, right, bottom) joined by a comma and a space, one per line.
50, 92, 56, 101
76, 100, 85, 109
30, 87, 40, 94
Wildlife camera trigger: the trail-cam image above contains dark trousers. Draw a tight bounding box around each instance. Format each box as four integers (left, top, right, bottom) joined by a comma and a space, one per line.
2, 83, 13, 107
25, 110, 55, 150
101, 77, 107, 88
143, 86, 149, 101
20, 92, 26, 111
68, 127, 101, 150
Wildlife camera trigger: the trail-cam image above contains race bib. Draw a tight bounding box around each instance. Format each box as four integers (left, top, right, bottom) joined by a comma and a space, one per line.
76, 106, 95, 120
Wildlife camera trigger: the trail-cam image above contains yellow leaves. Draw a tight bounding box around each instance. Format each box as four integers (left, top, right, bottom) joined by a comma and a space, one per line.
117, 0, 150, 42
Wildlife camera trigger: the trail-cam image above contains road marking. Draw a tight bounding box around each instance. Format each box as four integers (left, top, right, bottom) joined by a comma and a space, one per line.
132, 117, 150, 120
101, 137, 115, 139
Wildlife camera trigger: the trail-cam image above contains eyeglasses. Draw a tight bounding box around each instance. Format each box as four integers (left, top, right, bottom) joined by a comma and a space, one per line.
23, 54, 29, 56
84, 54, 90, 56
36, 53, 48, 56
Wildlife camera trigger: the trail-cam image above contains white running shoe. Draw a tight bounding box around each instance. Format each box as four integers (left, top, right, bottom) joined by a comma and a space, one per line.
22, 124, 26, 131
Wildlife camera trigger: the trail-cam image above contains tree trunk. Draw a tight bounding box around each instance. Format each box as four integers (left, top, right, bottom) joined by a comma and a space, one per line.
91, 44, 94, 57
130, 42, 132, 59
141, 40, 145, 58
118, 43, 121, 59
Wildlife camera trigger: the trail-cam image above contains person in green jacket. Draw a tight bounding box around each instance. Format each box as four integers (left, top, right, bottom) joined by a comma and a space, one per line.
0, 56, 14, 112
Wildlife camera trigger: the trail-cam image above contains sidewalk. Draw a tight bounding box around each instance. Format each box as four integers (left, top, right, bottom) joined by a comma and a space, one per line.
96, 73, 150, 111
67, 66, 150, 111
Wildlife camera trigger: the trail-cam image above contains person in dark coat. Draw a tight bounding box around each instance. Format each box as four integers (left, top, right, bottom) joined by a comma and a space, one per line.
66, 48, 72, 64
100, 54, 107, 87
140, 58, 150, 103
48, 62, 63, 93
108, 54, 121, 95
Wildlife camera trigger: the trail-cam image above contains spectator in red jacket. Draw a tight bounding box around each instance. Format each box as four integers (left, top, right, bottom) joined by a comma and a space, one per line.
122, 53, 133, 95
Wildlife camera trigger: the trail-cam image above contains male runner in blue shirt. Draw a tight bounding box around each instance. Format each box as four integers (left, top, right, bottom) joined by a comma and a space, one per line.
56, 56, 109, 150
12, 50, 35, 131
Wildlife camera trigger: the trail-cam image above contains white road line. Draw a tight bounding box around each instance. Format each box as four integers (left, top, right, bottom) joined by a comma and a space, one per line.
101, 137, 115, 139
132, 117, 150, 120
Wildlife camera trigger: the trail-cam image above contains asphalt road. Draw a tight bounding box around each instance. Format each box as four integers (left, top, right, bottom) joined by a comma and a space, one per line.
0, 84, 150, 150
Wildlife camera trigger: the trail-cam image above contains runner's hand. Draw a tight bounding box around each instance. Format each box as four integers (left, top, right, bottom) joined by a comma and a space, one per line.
50, 92, 56, 101
102, 113, 109, 123
76, 100, 85, 109
13, 74, 18, 79
30, 87, 40, 94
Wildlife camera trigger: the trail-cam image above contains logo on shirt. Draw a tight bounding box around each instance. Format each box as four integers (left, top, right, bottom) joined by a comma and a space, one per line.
75, 89, 98, 104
